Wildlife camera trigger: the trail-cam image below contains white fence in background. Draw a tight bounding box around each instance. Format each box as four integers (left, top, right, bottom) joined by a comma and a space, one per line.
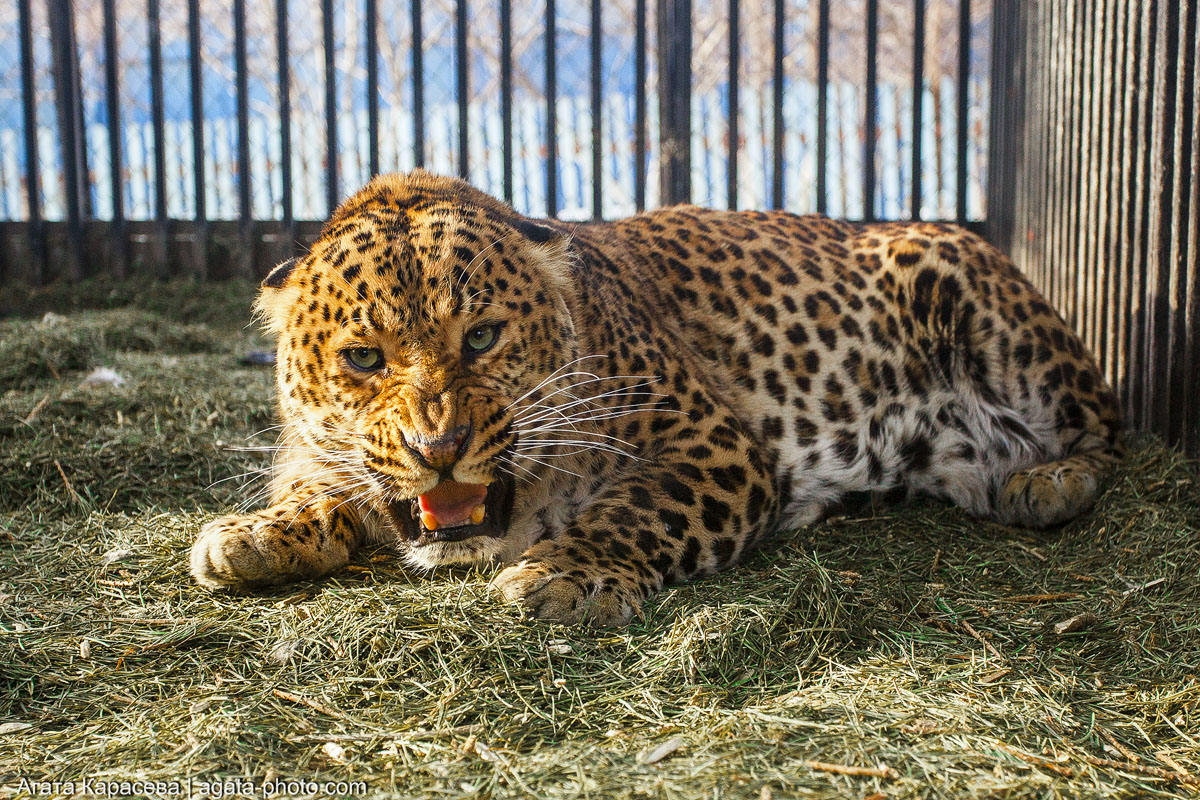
0, 78, 986, 223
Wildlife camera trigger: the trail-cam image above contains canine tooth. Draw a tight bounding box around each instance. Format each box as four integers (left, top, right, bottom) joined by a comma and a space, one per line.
420, 511, 439, 531
471, 504, 486, 525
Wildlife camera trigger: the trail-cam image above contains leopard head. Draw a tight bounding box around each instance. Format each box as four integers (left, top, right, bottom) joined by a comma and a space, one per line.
255, 171, 578, 567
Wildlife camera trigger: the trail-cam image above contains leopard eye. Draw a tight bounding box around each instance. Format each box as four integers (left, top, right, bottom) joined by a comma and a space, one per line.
464, 324, 500, 354
343, 347, 384, 372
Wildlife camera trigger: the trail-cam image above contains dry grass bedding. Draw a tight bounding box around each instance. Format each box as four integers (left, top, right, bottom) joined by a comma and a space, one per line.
1, 282, 1198, 798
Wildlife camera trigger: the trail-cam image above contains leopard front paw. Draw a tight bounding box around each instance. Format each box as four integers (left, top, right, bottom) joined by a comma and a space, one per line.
491, 559, 641, 626
190, 514, 286, 590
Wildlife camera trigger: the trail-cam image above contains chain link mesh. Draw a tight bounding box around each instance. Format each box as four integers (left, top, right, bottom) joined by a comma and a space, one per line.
0, 0, 990, 223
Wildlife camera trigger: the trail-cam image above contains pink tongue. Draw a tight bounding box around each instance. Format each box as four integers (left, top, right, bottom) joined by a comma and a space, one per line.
418, 481, 488, 526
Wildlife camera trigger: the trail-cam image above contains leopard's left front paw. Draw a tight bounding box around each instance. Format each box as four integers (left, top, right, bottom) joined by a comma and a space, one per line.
491, 559, 641, 626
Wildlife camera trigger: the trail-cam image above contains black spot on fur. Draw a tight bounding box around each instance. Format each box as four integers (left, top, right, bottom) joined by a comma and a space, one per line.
660, 476, 695, 506
900, 437, 932, 471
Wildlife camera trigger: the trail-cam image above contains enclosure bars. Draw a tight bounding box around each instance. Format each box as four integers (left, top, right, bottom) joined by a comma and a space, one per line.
5, 0, 990, 286
546, 0, 558, 216
911, 0, 925, 221
985, 0, 1200, 455
864, 0, 878, 221
234, 0, 252, 278
275, 0, 293, 259
49, 0, 86, 280
955, 0, 970, 222
411, 1, 424, 168
17, 0, 42, 286
658, 0, 692, 205
815, 0, 829, 216
500, 0, 514, 203
727, 0, 739, 211
322, 0, 338, 216
456, 0, 469, 179
702, 0, 967, 221
591, 0, 603, 220
634, 0, 647, 212
188, 0, 208, 278
366, 0, 380, 179
148, 0, 168, 277
771, 0, 784, 208
104, 0, 128, 278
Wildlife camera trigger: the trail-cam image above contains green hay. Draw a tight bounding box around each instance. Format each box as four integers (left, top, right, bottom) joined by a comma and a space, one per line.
1, 283, 1198, 798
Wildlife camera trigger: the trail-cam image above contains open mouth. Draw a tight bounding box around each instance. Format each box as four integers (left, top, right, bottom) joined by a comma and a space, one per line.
383, 476, 515, 547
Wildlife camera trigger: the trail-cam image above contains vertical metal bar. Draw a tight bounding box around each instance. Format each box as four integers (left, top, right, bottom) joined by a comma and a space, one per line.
590, 0, 602, 219
657, 0, 692, 205
546, 0, 558, 216
276, 0, 293, 250
1143, 1, 1175, 434
983, 0, 1021, 253
1124, 1, 1153, 423
103, 0, 128, 277
910, 0, 924, 220
18, 0, 44, 285
727, 0, 738, 210
1080, 1, 1105, 365
1183, 4, 1200, 454
1147, 0, 1188, 440
234, 0, 252, 275
1028, 1, 1051, 291
863, 0, 878, 221
771, 0, 784, 208
456, 0, 468, 179
51, 0, 86, 280
500, 0, 513, 203
815, 0, 829, 215
148, 0, 169, 277
1061, 1, 1084, 335
955, 0, 970, 223
188, 0, 207, 278
1108, 0, 1132, 397
1050, 1, 1073, 319
634, 0, 646, 211
366, 0, 379, 177
1099, 0, 1125, 385
984, 0, 1009, 246
1044, 1, 1066, 313
411, 0, 424, 168
1164, 0, 1194, 442
323, 0, 338, 212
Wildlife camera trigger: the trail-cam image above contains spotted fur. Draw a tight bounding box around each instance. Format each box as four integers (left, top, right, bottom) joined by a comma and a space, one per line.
190, 171, 1123, 625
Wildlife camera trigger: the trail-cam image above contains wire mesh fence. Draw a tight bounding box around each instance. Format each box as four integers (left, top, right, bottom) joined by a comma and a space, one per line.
0, 0, 991, 284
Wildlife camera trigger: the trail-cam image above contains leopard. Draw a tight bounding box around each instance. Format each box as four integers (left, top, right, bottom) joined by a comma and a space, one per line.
191, 169, 1123, 625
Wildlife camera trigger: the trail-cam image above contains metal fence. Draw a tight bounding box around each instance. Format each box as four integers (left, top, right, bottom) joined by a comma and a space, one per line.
986, 0, 1200, 455
0, 0, 991, 284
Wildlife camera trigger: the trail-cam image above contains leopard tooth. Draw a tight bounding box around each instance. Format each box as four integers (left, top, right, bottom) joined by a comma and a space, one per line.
420, 511, 439, 531
470, 504, 486, 525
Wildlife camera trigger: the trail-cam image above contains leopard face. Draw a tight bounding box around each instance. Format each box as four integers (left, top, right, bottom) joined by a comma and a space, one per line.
254, 172, 578, 568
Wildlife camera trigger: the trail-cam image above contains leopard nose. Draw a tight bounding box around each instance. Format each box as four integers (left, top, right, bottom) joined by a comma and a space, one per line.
405, 425, 473, 473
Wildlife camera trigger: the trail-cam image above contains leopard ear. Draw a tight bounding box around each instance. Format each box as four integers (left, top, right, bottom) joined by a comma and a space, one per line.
255, 257, 301, 335
262, 257, 298, 289
512, 218, 561, 245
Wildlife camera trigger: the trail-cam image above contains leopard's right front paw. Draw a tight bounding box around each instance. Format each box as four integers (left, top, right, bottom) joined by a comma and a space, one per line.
190, 514, 286, 590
